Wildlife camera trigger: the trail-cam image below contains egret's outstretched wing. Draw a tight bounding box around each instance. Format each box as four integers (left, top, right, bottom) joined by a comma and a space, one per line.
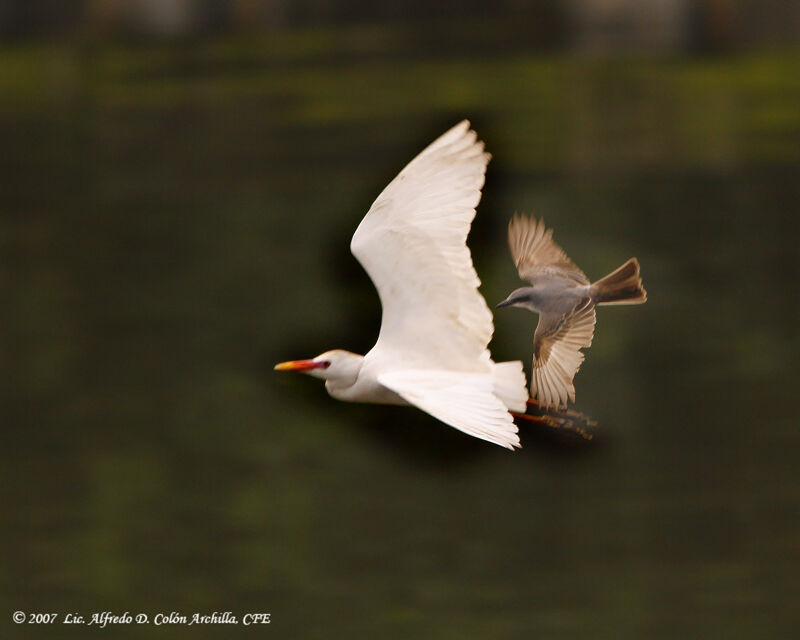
350, 121, 493, 368
508, 214, 589, 285
530, 300, 596, 409
378, 369, 520, 449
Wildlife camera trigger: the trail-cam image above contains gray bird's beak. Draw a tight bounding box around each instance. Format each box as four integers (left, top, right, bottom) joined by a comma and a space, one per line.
496, 299, 513, 309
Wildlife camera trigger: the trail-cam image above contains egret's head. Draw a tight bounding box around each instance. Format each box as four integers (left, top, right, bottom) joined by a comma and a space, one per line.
274, 349, 362, 383
496, 287, 535, 311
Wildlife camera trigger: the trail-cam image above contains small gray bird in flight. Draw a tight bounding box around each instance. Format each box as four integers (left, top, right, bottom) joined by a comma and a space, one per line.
497, 214, 647, 410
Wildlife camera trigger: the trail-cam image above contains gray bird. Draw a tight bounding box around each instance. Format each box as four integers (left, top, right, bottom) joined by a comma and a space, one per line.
496, 214, 647, 410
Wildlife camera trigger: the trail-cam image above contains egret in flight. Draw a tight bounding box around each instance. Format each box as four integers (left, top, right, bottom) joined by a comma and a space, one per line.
275, 121, 528, 449
496, 215, 646, 410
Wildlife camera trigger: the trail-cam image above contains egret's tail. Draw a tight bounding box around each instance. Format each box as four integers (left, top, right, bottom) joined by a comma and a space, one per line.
493, 361, 528, 412
591, 258, 647, 306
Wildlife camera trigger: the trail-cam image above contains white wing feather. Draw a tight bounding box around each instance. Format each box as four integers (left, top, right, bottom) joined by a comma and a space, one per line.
350, 120, 493, 369
378, 370, 520, 449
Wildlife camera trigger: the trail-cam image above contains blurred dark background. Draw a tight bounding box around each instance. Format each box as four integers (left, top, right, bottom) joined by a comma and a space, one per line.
2, 1, 799, 638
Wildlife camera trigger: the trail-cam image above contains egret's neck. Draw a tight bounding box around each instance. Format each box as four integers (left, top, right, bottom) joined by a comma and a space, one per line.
321, 350, 364, 396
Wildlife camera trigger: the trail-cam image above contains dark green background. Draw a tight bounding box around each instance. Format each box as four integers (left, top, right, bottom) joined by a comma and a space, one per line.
3, 12, 800, 640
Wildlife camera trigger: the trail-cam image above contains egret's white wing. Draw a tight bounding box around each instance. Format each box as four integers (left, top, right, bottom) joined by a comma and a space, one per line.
351, 121, 493, 368
378, 369, 520, 449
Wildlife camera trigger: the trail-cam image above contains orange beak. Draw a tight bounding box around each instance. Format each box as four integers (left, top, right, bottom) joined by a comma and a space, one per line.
274, 359, 327, 372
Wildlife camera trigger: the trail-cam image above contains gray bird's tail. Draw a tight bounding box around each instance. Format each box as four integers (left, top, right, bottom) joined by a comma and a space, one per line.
591, 258, 647, 305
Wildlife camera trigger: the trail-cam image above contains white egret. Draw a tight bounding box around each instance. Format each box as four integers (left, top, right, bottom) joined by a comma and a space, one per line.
275, 121, 528, 449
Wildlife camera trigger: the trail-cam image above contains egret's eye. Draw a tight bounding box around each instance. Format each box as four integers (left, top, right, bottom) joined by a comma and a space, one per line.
319, 361, 331, 369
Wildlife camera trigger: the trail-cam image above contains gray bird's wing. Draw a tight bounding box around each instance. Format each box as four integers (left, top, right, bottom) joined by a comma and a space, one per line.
508, 214, 589, 285
530, 299, 596, 409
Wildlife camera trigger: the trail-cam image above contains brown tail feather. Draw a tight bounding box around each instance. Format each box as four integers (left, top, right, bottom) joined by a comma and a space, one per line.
591, 258, 647, 305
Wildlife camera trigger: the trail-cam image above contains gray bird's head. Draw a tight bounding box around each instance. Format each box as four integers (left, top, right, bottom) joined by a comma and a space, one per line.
496, 287, 537, 311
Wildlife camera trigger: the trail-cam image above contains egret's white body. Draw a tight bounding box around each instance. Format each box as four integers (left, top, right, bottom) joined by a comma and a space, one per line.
276, 121, 528, 449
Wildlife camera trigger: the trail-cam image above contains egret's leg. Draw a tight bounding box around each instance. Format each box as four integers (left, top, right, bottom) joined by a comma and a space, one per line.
510, 411, 548, 425
526, 397, 589, 422
511, 409, 595, 441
